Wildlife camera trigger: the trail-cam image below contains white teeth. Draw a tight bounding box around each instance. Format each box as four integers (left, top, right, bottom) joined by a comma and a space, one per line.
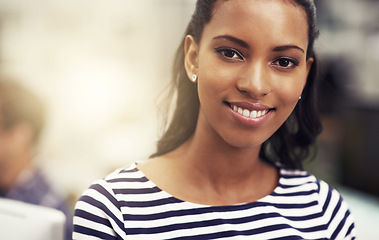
231, 105, 268, 119
242, 109, 250, 117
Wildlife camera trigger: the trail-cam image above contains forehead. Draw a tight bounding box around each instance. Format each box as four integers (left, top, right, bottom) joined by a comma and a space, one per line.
203, 0, 309, 48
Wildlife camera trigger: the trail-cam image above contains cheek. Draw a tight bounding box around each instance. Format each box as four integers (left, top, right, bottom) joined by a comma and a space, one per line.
197, 62, 235, 100
273, 73, 306, 107
197, 76, 222, 110
278, 83, 302, 100
285, 68, 307, 91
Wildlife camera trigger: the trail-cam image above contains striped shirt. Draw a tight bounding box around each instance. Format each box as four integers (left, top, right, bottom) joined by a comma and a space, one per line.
73, 163, 356, 240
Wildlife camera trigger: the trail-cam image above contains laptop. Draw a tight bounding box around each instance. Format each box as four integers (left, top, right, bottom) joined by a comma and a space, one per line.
0, 197, 66, 240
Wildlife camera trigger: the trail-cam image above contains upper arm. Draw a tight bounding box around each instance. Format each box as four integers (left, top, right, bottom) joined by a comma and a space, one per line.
318, 180, 356, 239
73, 180, 126, 240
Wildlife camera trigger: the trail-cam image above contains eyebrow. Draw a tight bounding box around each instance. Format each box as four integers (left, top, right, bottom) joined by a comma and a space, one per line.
213, 35, 305, 54
273, 45, 305, 54
213, 35, 249, 49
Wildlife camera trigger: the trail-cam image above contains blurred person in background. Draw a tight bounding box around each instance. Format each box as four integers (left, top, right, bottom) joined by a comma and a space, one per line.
0, 79, 73, 240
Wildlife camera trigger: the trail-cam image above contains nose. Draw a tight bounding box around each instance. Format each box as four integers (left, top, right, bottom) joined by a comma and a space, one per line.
235, 61, 272, 98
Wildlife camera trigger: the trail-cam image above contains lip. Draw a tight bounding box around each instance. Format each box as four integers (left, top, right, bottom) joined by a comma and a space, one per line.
228, 101, 273, 111
225, 101, 274, 127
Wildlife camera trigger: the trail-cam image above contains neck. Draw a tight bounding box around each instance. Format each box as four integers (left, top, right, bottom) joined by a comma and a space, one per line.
144, 116, 279, 206
165, 130, 277, 205
174, 123, 265, 189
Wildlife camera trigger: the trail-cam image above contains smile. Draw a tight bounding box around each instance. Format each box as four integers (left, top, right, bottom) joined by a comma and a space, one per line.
230, 104, 269, 119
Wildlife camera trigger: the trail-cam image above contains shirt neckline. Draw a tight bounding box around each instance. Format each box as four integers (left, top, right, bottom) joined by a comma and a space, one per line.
132, 162, 286, 208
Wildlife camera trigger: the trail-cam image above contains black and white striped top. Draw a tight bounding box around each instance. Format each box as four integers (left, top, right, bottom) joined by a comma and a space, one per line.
73, 163, 356, 240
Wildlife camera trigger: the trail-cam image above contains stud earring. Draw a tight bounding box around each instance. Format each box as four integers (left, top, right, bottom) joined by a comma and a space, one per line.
299, 96, 302, 100
191, 74, 198, 83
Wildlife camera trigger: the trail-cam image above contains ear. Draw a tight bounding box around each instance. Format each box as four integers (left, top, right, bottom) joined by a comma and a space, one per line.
184, 35, 199, 81
305, 57, 314, 78
301, 57, 314, 90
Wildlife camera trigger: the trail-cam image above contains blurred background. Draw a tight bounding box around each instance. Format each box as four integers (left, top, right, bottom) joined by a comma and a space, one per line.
0, 0, 378, 238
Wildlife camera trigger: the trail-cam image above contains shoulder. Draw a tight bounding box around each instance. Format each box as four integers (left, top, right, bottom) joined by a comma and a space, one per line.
79, 163, 149, 201
75, 162, 161, 209
279, 168, 339, 196
73, 163, 145, 239
278, 168, 346, 207
277, 168, 322, 200
277, 168, 356, 239
279, 168, 318, 185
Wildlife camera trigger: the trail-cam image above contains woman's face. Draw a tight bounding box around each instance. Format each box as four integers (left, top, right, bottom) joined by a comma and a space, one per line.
185, 0, 313, 149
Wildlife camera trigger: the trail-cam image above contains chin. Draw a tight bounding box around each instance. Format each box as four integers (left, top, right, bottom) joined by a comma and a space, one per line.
221, 134, 267, 150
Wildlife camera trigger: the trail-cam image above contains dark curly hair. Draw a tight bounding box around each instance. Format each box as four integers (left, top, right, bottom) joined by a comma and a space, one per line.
151, 0, 322, 170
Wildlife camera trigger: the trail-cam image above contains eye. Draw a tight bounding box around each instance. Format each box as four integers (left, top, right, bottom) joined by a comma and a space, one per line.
215, 47, 244, 61
272, 57, 299, 69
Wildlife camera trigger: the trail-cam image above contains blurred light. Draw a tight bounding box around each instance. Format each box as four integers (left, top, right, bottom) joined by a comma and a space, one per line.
56, 58, 133, 130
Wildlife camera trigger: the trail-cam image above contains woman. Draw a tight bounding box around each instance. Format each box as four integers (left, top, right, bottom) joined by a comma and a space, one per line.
73, 0, 356, 239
